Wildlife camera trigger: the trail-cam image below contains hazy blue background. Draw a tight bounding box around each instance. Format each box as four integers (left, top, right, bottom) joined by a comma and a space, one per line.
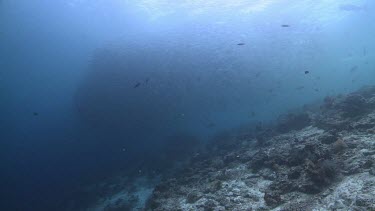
1, 0, 374, 210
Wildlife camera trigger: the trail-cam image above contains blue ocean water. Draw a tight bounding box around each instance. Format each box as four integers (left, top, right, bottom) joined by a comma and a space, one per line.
1, 0, 374, 210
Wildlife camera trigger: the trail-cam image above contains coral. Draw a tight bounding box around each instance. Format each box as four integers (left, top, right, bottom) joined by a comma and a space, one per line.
336, 94, 367, 117
249, 151, 269, 171
305, 159, 338, 187
350, 112, 375, 130
264, 190, 282, 207
319, 132, 338, 144
314, 87, 375, 131
186, 191, 202, 203
332, 139, 348, 153
277, 112, 311, 133
315, 173, 375, 210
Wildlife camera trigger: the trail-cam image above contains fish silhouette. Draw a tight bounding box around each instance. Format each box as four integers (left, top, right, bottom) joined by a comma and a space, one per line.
134, 82, 141, 88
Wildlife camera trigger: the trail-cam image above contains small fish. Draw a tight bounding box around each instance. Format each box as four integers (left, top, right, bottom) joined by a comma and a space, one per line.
251, 112, 256, 117
206, 122, 216, 128
255, 72, 261, 77
145, 78, 149, 83
281, 24, 290, 27
133, 82, 141, 88
304, 70, 310, 74
295, 86, 305, 90
350, 65, 358, 72
237, 43, 245, 46
33, 112, 39, 116
314, 88, 319, 92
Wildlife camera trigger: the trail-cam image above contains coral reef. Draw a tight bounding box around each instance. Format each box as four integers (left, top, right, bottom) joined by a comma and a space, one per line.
146, 86, 375, 211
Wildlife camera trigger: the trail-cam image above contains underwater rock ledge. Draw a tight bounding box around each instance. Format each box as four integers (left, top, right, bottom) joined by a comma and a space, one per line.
145, 86, 375, 211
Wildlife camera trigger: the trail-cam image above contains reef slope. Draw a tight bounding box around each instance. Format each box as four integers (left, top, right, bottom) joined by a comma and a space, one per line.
146, 86, 375, 211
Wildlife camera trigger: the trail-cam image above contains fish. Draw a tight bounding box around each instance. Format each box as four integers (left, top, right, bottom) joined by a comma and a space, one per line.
145, 78, 149, 83
304, 70, 310, 74
350, 65, 358, 73
339, 4, 364, 11
281, 24, 290, 27
133, 82, 141, 88
295, 86, 305, 90
206, 122, 216, 128
255, 72, 261, 77
237, 43, 245, 46
33, 112, 39, 116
